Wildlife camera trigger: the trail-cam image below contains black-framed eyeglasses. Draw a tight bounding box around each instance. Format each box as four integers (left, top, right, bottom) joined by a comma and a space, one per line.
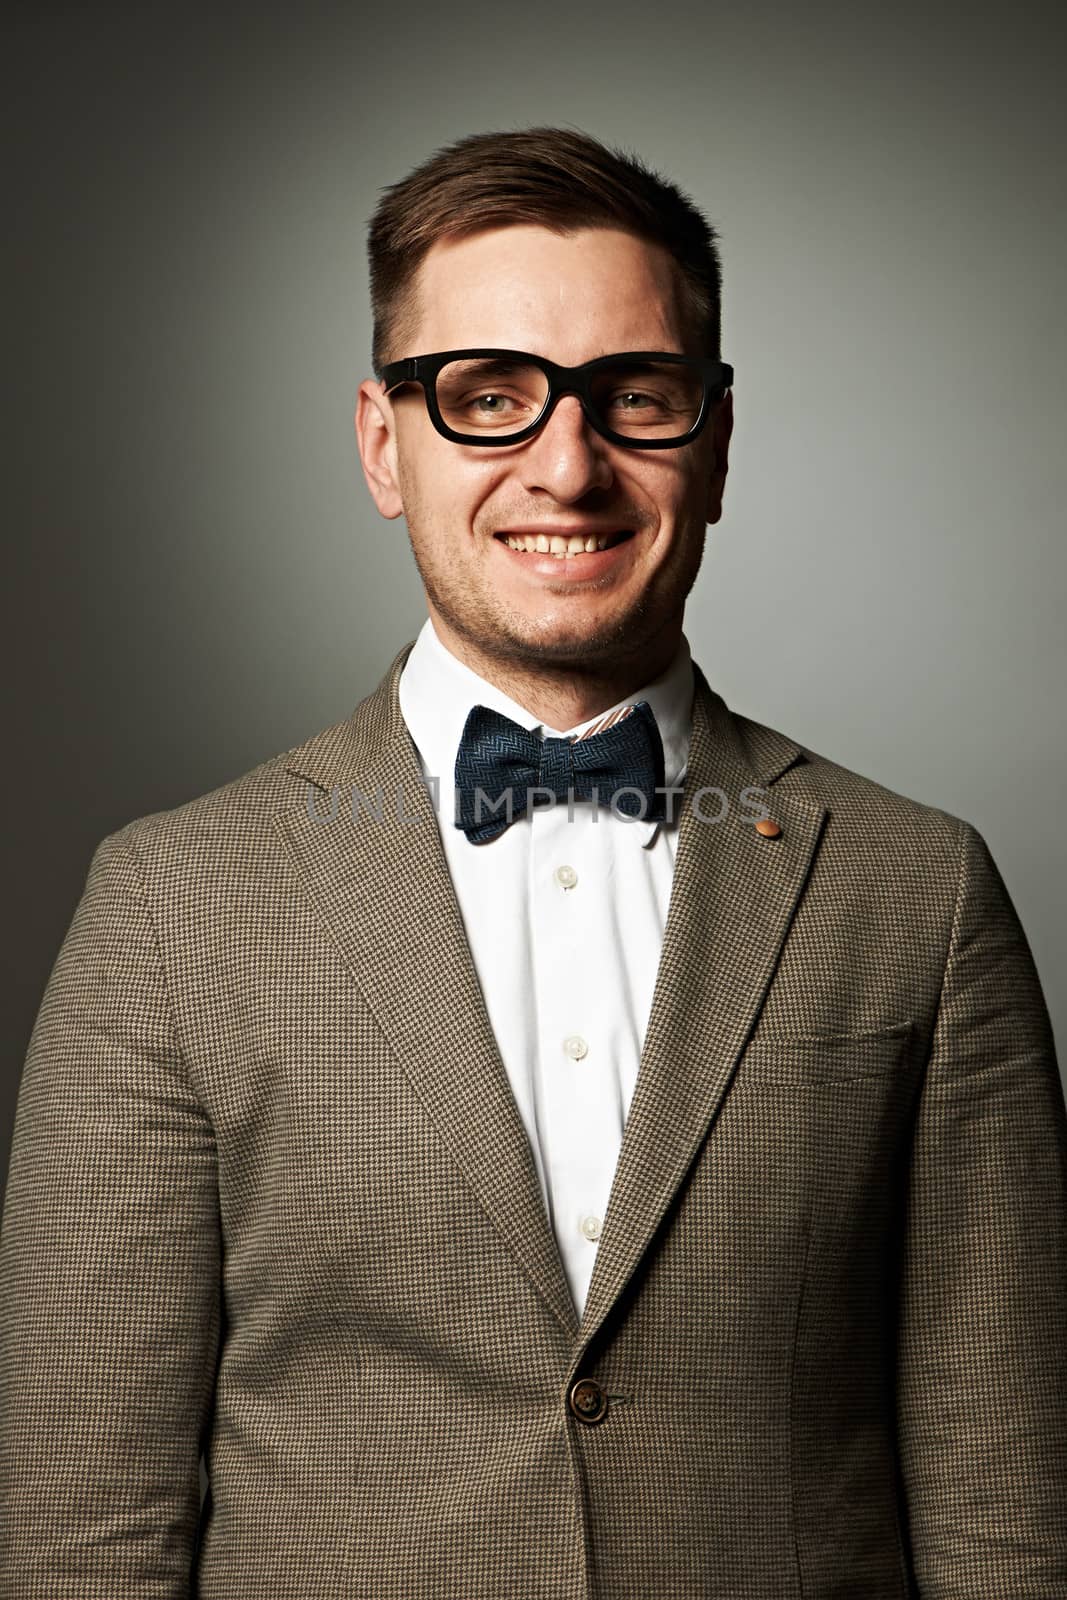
379, 348, 733, 450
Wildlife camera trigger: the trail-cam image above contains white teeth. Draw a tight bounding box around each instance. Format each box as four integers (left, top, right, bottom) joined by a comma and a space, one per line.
503, 532, 619, 555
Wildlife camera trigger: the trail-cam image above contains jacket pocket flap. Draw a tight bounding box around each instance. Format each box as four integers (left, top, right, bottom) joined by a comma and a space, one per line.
739, 1021, 915, 1082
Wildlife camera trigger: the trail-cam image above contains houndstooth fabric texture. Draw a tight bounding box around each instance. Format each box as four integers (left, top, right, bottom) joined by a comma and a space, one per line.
1, 639, 1065, 1598
454, 698, 666, 842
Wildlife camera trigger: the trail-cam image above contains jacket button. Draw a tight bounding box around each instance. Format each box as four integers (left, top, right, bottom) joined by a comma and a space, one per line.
569, 1377, 608, 1425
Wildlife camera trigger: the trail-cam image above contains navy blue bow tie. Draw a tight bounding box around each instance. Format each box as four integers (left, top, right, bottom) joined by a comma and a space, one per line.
454, 701, 667, 844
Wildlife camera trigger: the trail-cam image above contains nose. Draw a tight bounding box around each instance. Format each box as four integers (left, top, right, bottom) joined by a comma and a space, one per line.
517, 393, 614, 501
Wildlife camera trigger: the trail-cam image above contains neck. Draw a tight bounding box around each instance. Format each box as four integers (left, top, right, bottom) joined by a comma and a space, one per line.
426, 610, 682, 732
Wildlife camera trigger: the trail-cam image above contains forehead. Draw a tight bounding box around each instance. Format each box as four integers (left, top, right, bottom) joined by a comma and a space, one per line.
405, 224, 693, 363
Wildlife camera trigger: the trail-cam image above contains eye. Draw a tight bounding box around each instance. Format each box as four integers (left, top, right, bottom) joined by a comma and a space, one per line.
472, 392, 519, 413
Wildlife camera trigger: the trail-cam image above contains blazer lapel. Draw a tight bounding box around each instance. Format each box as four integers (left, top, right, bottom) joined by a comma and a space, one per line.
273, 642, 581, 1339
576, 662, 828, 1350
273, 642, 828, 1360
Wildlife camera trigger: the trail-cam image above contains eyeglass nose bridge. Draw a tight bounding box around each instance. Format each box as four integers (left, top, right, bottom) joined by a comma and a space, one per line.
522, 371, 605, 443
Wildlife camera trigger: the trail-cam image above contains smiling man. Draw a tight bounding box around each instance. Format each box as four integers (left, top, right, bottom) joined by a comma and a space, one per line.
2, 128, 1065, 1599
357, 220, 731, 734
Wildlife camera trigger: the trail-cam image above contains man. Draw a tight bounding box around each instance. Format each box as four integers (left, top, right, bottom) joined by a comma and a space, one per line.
2, 126, 1065, 1599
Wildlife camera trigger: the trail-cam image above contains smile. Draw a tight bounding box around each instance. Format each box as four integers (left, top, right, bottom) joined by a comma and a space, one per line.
494, 530, 635, 556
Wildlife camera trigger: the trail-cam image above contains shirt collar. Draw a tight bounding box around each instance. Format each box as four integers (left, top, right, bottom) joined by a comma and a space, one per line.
397, 616, 694, 847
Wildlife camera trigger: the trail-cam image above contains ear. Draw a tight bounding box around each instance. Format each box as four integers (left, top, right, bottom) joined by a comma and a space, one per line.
704, 388, 734, 526
355, 379, 405, 520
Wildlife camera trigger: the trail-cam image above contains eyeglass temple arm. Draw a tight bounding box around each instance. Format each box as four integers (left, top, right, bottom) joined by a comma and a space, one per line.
380, 358, 420, 392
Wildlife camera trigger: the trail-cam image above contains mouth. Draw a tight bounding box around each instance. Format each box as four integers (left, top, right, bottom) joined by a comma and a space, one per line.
491, 526, 639, 582
493, 529, 636, 556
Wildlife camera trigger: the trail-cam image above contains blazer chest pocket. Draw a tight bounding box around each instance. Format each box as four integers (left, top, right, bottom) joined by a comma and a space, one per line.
737, 1021, 915, 1085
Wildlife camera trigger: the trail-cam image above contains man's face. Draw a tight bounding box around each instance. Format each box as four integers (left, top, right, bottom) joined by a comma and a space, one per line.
357, 224, 732, 675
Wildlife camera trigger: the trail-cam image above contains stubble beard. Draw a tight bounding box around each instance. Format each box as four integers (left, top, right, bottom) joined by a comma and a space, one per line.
404, 509, 708, 676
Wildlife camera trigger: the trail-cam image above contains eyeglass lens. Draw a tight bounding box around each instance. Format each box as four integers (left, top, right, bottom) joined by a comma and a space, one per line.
433, 356, 704, 441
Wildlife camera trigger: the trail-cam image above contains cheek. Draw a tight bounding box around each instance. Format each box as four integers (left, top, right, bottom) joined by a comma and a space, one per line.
672, 451, 718, 516
446, 455, 523, 528
623, 457, 700, 522
398, 443, 509, 536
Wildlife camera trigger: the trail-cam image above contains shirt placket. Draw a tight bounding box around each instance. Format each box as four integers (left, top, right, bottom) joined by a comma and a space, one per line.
528, 793, 624, 1315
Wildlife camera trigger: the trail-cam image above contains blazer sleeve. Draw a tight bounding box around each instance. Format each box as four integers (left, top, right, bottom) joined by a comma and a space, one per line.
0, 829, 222, 1597
895, 819, 1067, 1595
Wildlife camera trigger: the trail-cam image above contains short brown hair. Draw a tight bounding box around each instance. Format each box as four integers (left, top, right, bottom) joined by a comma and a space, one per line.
367, 126, 723, 375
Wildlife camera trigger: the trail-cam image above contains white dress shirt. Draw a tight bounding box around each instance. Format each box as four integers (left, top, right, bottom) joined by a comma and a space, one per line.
397, 616, 695, 1320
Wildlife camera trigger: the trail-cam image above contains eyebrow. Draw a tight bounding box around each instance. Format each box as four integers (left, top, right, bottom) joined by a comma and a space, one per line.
450, 350, 683, 368
444, 357, 530, 377
585, 348, 684, 360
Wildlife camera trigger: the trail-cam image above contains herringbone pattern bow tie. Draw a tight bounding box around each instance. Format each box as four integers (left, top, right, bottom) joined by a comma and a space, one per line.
454, 700, 666, 844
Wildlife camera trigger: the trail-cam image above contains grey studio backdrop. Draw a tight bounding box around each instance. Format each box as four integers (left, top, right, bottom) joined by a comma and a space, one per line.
4, 2, 1065, 1197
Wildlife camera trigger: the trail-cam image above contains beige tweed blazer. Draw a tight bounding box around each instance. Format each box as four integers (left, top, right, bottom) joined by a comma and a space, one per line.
2, 641, 1065, 1599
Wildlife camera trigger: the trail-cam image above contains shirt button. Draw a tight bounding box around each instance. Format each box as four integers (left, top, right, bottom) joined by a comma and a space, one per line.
554, 864, 578, 890
563, 1035, 588, 1061
580, 1214, 602, 1241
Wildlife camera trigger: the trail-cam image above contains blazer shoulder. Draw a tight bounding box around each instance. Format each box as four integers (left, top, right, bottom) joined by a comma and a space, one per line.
733, 708, 970, 844
94, 713, 360, 873
75, 637, 407, 896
